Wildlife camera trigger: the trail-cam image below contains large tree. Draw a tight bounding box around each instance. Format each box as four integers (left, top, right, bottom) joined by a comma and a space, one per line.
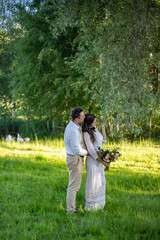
54, 0, 160, 136
10, 0, 97, 124
1, 0, 160, 136
0, 28, 14, 117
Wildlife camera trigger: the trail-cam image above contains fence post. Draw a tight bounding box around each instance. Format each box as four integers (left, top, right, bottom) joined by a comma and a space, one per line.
52, 120, 54, 132
47, 120, 49, 132
149, 118, 152, 138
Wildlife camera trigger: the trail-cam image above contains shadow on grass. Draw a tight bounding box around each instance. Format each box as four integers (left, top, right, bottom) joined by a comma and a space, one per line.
0, 143, 62, 153
0, 155, 68, 219
1, 155, 160, 240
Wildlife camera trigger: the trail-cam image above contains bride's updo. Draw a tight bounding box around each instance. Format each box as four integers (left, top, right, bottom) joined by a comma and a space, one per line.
82, 113, 96, 142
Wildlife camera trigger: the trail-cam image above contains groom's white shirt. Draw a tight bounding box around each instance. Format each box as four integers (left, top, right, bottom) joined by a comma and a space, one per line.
64, 121, 87, 156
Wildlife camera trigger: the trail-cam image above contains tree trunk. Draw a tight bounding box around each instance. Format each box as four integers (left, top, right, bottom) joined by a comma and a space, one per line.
102, 125, 107, 142
109, 121, 113, 134
116, 122, 119, 133
26, 105, 30, 132
13, 101, 16, 119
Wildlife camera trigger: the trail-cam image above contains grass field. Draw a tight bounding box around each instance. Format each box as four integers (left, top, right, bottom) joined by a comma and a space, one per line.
0, 139, 160, 240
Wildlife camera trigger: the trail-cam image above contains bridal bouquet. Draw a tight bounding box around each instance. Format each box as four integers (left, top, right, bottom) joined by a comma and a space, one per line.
98, 147, 121, 170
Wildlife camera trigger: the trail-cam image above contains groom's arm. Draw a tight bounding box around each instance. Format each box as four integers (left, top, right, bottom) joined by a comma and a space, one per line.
70, 129, 87, 156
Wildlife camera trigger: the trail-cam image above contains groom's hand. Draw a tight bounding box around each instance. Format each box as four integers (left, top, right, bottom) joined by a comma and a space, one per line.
96, 150, 100, 156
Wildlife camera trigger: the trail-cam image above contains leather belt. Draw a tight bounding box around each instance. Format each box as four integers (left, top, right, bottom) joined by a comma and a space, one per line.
67, 154, 84, 158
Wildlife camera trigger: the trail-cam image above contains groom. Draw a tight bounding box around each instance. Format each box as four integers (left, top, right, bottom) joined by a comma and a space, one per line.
64, 108, 88, 214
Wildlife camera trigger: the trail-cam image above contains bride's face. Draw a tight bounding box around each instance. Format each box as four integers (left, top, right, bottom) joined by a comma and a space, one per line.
90, 118, 96, 128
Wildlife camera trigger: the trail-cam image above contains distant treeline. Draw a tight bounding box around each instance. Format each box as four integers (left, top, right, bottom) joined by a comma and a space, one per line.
0, 116, 159, 141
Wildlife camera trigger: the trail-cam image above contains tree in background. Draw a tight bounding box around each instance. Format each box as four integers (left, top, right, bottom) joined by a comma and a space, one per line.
0, 28, 13, 117
10, 0, 98, 124
55, 0, 160, 137
0, 0, 159, 138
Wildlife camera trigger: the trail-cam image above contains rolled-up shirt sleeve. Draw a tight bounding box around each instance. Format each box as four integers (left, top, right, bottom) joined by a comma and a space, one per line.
70, 129, 87, 156
84, 132, 99, 160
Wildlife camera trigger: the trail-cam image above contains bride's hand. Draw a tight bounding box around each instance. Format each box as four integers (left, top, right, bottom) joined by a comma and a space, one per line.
104, 161, 110, 171
104, 162, 110, 168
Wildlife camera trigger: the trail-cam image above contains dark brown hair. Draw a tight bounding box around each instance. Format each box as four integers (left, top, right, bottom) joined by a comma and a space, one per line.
82, 113, 96, 142
71, 108, 83, 121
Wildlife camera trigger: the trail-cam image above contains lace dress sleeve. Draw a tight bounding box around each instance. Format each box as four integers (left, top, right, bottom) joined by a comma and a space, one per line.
84, 132, 99, 160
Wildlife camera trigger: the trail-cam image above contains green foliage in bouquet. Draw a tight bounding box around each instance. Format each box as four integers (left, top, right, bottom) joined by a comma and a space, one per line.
98, 147, 121, 163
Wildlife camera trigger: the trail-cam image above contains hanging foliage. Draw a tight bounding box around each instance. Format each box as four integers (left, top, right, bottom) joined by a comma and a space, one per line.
0, 0, 159, 137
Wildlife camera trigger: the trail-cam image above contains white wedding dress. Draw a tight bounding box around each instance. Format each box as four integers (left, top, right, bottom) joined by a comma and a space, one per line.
84, 128, 106, 210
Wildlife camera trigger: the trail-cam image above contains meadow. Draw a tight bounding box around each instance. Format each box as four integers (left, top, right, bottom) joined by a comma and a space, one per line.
0, 139, 160, 240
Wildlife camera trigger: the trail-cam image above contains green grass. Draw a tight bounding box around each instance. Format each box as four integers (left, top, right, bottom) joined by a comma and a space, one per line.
0, 139, 160, 240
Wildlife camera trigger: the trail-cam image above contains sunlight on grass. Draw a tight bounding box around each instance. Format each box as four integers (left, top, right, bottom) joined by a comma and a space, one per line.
1, 139, 159, 171
0, 139, 66, 164
0, 138, 160, 240
103, 140, 160, 175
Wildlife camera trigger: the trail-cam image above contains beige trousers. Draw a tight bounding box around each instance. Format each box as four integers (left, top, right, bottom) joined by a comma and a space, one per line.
66, 154, 84, 213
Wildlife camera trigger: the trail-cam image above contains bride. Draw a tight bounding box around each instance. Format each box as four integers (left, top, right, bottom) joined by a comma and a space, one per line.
82, 113, 110, 211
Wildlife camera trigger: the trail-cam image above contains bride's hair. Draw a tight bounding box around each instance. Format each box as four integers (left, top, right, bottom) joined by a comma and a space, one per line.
82, 113, 96, 142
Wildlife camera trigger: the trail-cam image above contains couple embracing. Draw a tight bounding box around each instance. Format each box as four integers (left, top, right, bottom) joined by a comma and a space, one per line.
64, 108, 110, 214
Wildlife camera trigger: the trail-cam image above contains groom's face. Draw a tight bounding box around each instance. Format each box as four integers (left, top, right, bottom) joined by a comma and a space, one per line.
78, 111, 85, 123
